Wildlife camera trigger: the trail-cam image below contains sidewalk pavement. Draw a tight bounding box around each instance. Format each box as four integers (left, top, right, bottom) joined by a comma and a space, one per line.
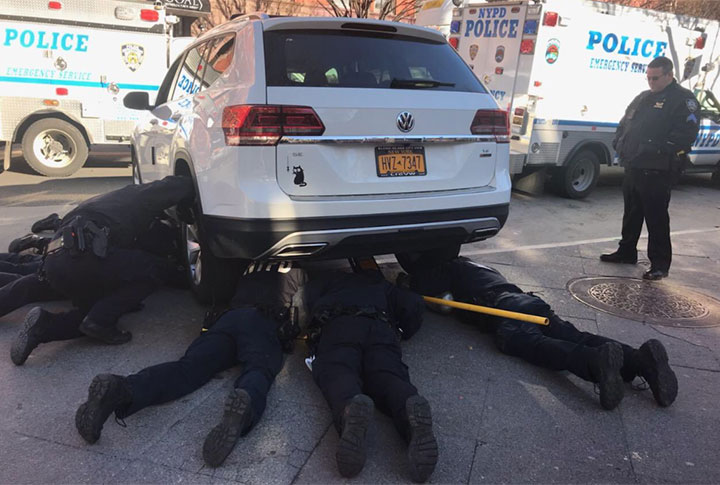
1, 231, 719, 484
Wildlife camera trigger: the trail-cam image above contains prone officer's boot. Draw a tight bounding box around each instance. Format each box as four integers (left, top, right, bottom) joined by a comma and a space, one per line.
405, 395, 438, 483
78, 317, 132, 345
8, 234, 49, 254
593, 342, 625, 410
75, 374, 132, 444
11, 307, 51, 366
31, 213, 61, 233
634, 339, 678, 407
202, 388, 255, 467
336, 394, 373, 478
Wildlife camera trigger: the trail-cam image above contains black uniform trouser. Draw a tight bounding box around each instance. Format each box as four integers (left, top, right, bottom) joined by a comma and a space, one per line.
43, 247, 165, 328
0, 273, 62, 319
312, 315, 418, 441
118, 308, 283, 430
492, 292, 638, 382
618, 168, 673, 272
0, 253, 43, 275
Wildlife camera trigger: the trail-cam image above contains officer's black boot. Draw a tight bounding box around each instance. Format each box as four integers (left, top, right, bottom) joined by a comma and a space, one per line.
405, 395, 438, 483
594, 342, 625, 410
8, 234, 48, 254
599, 250, 637, 264
11, 307, 50, 366
336, 394, 373, 478
202, 388, 254, 467
75, 374, 132, 444
635, 339, 678, 407
78, 317, 132, 345
31, 213, 61, 233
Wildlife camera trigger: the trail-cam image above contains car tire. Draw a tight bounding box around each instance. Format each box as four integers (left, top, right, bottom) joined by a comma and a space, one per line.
554, 150, 600, 199
395, 244, 461, 274
181, 221, 245, 305
21, 118, 89, 177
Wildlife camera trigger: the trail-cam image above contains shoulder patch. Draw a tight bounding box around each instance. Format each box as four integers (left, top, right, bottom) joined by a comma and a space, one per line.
686, 98, 699, 112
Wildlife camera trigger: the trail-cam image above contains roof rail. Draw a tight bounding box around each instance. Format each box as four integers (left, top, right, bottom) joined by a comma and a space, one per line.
229, 12, 269, 22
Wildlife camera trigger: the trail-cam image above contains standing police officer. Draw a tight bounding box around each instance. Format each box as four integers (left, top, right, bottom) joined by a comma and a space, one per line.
601, 56, 700, 280
10, 176, 194, 365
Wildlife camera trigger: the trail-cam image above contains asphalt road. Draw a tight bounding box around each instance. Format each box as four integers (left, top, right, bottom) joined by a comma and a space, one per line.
1, 157, 720, 484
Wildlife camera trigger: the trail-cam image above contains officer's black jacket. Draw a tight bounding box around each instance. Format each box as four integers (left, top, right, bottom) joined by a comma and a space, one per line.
231, 263, 307, 311
613, 80, 700, 171
60, 176, 194, 248
305, 270, 424, 340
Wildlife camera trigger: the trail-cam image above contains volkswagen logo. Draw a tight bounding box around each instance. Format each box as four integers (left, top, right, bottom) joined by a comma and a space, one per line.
396, 111, 414, 132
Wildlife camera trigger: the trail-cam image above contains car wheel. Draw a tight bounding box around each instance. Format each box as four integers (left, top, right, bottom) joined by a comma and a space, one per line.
181, 221, 244, 304
711, 168, 720, 187
21, 118, 89, 177
554, 150, 600, 199
395, 244, 461, 274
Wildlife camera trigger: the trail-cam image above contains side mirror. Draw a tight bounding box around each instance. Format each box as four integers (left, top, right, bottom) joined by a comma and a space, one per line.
124, 91, 151, 110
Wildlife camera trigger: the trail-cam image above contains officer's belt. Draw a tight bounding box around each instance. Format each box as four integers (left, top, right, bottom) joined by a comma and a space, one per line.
311, 304, 390, 327
45, 216, 110, 258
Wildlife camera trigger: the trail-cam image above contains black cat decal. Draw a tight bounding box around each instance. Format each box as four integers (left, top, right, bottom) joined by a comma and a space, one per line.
293, 166, 307, 187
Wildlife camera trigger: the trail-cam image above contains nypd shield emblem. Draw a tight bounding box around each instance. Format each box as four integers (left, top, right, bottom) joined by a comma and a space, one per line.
686, 98, 698, 112
469, 44, 479, 61
122, 44, 145, 72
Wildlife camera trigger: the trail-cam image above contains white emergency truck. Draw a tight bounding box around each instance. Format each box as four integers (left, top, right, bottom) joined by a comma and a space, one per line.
0, 0, 196, 176
417, 0, 720, 197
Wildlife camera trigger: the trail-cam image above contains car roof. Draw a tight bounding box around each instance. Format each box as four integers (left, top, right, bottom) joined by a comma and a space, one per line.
198, 15, 446, 44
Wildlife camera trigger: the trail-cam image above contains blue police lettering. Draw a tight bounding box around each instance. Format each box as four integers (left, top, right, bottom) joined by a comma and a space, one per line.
3, 28, 89, 52
464, 7, 518, 38
586, 30, 666, 58
694, 131, 720, 147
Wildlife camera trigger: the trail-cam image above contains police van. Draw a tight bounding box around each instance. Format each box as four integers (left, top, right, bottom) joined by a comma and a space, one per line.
0, 0, 201, 176
417, 0, 720, 197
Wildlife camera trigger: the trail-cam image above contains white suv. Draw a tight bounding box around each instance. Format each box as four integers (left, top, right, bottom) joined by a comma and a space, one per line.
124, 14, 511, 300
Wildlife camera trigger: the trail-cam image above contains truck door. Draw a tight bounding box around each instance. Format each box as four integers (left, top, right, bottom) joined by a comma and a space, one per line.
454, 2, 527, 111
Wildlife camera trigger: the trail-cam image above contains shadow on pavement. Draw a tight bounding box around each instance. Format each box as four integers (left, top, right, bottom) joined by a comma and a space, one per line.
0, 177, 132, 208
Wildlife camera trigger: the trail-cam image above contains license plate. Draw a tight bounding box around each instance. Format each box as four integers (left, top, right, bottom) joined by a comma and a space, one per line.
375, 145, 427, 177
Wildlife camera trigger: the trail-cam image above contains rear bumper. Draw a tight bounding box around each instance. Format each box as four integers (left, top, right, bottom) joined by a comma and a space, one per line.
202, 204, 509, 260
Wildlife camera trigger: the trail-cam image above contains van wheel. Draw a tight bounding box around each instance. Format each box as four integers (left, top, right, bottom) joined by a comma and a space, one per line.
554, 150, 600, 199
21, 118, 89, 177
181, 221, 244, 304
395, 244, 461, 274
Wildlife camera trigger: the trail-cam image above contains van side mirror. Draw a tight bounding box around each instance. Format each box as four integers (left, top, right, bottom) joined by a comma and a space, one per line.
124, 91, 151, 110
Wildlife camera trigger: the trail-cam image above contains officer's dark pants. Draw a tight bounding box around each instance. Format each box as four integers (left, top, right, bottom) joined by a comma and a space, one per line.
43, 247, 165, 329
312, 315, 418, 440
118, 308, 283, 429
0, 253, 43, 275
618, 168, 673, 271
493, 292, 638, 382
0, 273, 62, 319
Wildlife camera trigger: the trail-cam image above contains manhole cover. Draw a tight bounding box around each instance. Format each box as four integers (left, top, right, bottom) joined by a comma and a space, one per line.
567, 277, 720, 328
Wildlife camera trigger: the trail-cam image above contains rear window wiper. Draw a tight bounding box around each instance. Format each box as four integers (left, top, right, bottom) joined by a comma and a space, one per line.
389, 78, 456, 89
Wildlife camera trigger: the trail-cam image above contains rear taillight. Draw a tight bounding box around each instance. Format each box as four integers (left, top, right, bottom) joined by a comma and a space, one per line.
140, 9, 159, 21
222, 105, 325, 146
470, 109, 509, 143
520, 39, 535, 54
694, 33, 707, 49
543, 11, 558, 26
449, 37, 459, 50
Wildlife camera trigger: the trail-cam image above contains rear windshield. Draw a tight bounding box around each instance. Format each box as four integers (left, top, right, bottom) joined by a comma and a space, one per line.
263, 29, 486, 93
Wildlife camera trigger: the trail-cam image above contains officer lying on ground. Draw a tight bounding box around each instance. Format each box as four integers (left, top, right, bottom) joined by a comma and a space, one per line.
402, 257, 678, 410
75, 261, 306, 468
0, 214, 77, 320
304, 268, 438, 483
9, 176, 194, 365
